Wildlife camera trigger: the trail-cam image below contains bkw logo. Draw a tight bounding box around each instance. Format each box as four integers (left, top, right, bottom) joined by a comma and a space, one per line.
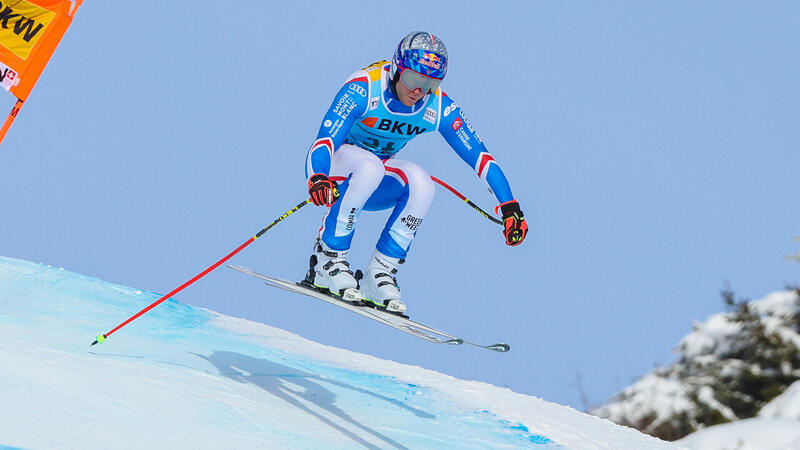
0, 3, 46, 43
363, 117, 428, 136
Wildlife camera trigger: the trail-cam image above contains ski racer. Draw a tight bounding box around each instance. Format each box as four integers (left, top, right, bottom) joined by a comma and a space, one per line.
304, 31, 528, 314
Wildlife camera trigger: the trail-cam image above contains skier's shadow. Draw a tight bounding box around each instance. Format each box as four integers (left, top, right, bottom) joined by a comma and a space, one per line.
194, 351, 434, 450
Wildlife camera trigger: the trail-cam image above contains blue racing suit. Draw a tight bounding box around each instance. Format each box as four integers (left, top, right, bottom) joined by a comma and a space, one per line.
305, 61, 517, 258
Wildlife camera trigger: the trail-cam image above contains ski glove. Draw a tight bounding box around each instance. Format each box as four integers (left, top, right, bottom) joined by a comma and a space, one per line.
500, 201, 528, 246
308, 173, 339, 207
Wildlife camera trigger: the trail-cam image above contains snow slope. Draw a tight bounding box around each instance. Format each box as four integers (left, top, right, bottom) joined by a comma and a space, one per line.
676, 418, 800, 450
0, 256, 672, 449
759, 380, 800, 420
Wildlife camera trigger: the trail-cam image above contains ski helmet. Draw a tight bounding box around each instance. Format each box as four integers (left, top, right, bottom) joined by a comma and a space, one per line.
391, 32, 448, 93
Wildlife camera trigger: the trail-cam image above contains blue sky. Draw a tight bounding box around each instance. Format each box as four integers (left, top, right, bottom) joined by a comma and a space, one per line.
1, 1, 798, 409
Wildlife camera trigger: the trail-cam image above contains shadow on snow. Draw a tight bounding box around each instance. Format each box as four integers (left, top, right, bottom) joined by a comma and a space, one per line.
194, 351, 436, 449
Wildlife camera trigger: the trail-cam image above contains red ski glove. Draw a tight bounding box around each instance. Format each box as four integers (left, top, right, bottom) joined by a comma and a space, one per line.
308, 173, 339, 207
499, 201, 528, 246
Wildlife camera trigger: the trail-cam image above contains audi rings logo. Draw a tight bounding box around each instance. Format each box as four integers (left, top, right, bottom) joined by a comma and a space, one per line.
348, 83, 367, 97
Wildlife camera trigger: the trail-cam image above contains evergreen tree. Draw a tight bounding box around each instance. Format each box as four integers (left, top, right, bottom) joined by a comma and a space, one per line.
708, 288, 800, 418
593, 286, 800, 441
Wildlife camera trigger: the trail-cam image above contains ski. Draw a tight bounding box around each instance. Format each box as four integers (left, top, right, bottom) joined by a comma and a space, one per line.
228, 265, 509, 352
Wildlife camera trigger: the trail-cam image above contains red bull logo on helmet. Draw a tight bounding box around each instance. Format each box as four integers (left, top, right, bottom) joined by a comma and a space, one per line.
402, 48, 446, 79
419, 51, 442, 70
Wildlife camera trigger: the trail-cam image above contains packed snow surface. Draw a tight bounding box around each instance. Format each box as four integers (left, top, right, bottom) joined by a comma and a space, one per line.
759, 380, 800, 420
677, 418, 800, 450
0, 256, 673, 449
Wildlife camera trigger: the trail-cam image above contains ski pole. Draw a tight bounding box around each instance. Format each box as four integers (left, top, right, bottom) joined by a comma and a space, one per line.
430, 176, 503, 225
91, 199, 311, 346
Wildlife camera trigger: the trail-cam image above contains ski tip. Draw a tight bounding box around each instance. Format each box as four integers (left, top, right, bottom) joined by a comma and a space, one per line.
445, 338, 464, 345
486, 343, 510, 352
91, 334, 106, 346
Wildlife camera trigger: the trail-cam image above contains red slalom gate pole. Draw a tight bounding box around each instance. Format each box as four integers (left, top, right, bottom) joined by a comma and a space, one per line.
430, 176, 503, 225
91, 199, 311, 346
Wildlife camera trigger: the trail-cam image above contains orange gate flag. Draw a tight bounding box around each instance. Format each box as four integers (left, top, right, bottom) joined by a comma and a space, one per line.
0, 0, 83, 147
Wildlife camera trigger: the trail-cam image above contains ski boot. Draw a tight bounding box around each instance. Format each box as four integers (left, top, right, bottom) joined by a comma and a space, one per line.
357, 251, 407, 314
305, 239, 361, 303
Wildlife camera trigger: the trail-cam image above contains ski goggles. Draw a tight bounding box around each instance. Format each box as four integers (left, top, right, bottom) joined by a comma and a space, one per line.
398, 68, 443, 94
